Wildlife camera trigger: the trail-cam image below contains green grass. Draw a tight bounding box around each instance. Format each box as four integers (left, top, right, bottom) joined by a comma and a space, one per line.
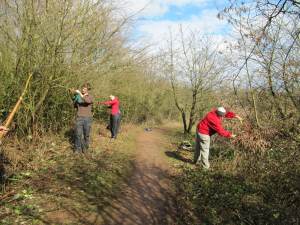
0, 124, 139, 224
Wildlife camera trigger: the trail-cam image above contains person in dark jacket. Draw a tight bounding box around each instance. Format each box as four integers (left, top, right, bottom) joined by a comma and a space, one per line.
99, 95, 121, 139
194, 107, 243, 169
72, 83, 93, 153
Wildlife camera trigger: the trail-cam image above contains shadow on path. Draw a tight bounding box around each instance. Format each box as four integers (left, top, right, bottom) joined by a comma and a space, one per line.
26, 127, 178, 225
165, 151, 194, 164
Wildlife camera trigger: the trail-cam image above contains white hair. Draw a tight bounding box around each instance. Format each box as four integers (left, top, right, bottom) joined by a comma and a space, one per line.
217, 107, 226, 116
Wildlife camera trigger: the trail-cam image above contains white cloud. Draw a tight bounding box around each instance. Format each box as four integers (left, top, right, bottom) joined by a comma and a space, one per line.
135, 9, 228, 46
121, 0, 208, 17
116, 0, 233, 54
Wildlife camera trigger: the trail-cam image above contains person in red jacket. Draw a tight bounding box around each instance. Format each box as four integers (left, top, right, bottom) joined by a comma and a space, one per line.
99, 95, 121, 139
194, 106, 242, 169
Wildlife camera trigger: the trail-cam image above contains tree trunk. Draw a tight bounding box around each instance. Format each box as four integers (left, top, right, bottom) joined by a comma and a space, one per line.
181, 111, 188, 134
187, 114, 195, 134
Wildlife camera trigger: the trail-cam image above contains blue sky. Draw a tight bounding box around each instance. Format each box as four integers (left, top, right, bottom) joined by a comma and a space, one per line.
122, 0, 232, 48
141, 4, 205, 21
139, 1, 227, 21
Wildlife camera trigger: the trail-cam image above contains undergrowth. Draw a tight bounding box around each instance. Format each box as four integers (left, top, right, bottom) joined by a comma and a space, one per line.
0, 124, 138, 224
166, 124, 300, 225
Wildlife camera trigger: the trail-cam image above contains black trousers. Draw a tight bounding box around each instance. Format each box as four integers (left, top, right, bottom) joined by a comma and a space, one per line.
110, 113, 121, 138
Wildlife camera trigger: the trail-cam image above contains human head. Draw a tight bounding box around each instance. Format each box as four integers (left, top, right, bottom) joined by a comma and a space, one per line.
109, 95, 115, 100
82, 82, 91, 94
216, 106, 226, 117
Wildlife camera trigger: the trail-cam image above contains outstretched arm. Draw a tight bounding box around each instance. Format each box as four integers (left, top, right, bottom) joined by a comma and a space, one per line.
225, 111, 243, 123
99, 99, 117, 106
224, 111, 236, 118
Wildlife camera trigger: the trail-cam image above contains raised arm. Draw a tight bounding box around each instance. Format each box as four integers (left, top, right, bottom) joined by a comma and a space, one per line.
225, 111, 243, 123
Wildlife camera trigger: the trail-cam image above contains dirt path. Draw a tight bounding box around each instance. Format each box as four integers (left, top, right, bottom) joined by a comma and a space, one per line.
2, 125, 179, 224
98, 128, 178, 225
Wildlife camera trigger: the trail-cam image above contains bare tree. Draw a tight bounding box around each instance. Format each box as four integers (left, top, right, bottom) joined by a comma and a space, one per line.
163, 27, 223, 134
220, 0, 300, 128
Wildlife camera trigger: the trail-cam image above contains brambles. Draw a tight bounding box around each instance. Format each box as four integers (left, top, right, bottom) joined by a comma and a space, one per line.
231, 121, 278, 153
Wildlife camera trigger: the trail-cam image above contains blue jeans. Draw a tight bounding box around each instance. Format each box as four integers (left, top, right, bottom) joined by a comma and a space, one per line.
110, 113, 121, 138
75, 117, 92, 152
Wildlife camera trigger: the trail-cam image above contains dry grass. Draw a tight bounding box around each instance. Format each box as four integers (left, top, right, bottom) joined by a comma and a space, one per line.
0, 122, 140, 224
230, 121, 278, 153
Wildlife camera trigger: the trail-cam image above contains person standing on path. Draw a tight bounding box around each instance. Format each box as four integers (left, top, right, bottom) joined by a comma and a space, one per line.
72, 83, 93, 153
99, 95, 121, 139
194, 106, 243, 169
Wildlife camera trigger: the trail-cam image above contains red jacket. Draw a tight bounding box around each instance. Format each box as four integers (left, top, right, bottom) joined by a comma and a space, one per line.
197, 109, 236, 138
100, 98, 120, 115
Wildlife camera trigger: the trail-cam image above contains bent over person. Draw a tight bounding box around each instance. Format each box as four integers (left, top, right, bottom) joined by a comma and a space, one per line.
99, 95, 121, 139
194, 107, 242, 169
72, 83, 93, 153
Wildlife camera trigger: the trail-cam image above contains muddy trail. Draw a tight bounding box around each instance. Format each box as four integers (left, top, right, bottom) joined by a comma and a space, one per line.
97, 128, 178, 225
